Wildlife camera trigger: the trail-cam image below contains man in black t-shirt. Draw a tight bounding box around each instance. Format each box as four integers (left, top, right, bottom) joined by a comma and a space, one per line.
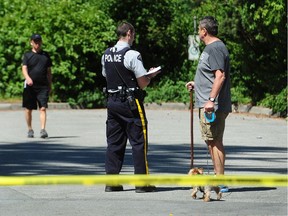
22, 34, 52, 138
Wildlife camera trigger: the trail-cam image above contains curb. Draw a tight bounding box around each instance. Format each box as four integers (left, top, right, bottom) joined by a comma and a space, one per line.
144, 102, 277, 117
0, 102, 277, 117
0, 103, 71, 111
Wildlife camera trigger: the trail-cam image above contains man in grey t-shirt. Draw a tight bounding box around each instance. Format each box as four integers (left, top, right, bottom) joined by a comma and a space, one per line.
186, 16, 231, 192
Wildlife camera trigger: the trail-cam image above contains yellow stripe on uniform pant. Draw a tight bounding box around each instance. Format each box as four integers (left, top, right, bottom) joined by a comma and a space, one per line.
135, 98, 149, 174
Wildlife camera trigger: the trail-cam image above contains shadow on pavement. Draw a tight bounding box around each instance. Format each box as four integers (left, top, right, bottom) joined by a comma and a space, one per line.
229, 187, 277, 192
155, 186, 190, 192
149, 144, 287, 174
0, 139, 105, 176
0, 139, 286, 176
48, 136, 79, 139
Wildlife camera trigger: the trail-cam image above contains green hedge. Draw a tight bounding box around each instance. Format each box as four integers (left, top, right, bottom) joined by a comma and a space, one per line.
0, 0, 286, 116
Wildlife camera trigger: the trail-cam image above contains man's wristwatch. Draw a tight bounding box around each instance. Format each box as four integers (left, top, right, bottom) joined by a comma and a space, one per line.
208, 97, 215, 102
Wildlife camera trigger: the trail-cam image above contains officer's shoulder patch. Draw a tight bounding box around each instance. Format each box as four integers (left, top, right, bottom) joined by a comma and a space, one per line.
137, 54, 143, 62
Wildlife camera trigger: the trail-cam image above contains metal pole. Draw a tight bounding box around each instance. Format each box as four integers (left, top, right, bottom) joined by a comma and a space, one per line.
194, 16, 197, 35
190, 90, 194, 168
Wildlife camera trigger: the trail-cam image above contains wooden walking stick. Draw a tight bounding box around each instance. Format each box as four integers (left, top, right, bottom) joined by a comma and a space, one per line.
190, 90, 194, 168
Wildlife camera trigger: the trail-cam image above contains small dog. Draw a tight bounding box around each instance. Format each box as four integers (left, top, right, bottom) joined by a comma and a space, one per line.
188, 167, 222, 202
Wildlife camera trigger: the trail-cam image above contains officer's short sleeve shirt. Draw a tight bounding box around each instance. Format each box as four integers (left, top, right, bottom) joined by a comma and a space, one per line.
102, 41, 147, 78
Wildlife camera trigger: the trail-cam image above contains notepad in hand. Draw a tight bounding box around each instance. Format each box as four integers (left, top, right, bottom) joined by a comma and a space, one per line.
146, 66, 161, 75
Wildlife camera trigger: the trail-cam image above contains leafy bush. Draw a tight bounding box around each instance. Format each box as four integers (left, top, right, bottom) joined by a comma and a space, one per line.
0, 0, 286, 115
230, 81, 252, 105
0, 0, 115, 105
68, 90, 106, 109
145, 79, 189, 104
258, 87, 287, 116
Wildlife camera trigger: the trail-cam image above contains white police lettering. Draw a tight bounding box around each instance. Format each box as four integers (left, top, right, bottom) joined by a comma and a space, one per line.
104, 54, 122, 62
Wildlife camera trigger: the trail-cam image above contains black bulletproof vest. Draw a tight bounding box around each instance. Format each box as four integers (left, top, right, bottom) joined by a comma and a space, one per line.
104, 47, 138, 90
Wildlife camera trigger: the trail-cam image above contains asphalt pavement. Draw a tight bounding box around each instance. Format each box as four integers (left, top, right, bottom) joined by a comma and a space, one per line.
0, 108, 287, 216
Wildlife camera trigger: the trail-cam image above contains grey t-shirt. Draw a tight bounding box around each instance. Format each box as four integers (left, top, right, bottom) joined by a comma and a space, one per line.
194, 40, 232, 112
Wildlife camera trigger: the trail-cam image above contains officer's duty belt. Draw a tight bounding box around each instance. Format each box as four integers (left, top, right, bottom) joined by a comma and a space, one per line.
107, 87, 138, 93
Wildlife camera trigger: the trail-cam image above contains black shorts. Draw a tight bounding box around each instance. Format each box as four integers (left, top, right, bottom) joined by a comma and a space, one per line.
22, 85, 49, 110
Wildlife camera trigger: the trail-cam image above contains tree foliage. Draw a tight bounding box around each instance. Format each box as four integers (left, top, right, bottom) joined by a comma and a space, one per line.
0, 0, 286, 115
0, 0, 115, 107
235, 0, 287, 102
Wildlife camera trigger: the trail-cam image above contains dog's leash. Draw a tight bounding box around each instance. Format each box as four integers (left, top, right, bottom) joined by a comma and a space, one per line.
206, 146, 210, 175
204, 111, 216, 175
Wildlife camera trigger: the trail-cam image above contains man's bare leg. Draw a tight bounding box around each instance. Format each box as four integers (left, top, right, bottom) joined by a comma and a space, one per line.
25, 108, 34, 137
25, 108, 33, 130
39, 107, 46, 130
39, 107, 48, 138
206, 140, 225, 175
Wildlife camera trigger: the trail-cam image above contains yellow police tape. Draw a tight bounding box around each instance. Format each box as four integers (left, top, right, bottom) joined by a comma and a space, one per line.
0, 175, 287, 187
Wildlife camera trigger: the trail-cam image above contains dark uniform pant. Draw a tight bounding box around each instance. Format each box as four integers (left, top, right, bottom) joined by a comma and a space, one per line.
105, 94, 149, 175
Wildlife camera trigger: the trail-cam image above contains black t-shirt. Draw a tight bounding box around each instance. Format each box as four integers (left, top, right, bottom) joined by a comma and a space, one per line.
22, 51, 52, 87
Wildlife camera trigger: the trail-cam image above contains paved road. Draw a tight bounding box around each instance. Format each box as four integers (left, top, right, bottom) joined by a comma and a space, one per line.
0, 109, 287, 216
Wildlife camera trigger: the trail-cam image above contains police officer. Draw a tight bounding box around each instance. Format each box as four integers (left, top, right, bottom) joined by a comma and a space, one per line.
101, 21, 160, 193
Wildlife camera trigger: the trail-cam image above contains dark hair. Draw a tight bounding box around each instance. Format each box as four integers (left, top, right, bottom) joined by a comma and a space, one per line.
116, 21, 135, 38
199, 16, 218, 36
